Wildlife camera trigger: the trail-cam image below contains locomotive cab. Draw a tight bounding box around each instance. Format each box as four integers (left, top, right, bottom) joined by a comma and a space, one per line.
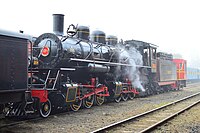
143, 44, 157, 73
124, 40, 158, 71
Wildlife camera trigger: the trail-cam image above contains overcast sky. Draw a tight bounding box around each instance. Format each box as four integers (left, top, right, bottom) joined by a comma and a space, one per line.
0, 0, 199, 68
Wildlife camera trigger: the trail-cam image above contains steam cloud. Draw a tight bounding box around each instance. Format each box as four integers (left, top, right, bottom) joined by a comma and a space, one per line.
117, 45, 145, 92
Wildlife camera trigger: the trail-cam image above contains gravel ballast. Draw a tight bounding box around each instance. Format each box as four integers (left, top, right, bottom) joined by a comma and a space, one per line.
1, 83, 200, 133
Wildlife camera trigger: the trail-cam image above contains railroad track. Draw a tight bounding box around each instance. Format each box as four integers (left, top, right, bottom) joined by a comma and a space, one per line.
0, 116, 42, 129
91, 91, 200, 133
1, 82, 200, 131
0, 119, 26, 129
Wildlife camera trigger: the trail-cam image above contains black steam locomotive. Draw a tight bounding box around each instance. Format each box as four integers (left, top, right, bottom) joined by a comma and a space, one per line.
0, 14, 186, 118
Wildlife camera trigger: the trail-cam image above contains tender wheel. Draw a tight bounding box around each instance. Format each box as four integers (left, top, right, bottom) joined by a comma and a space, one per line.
121, 93, 128, 101
121, 88, 128, 101
128, 92, 135, 100
83, 94, 94, 109
70, 98, 82, 112
39, 99, 51, 118
114, 95, 121, 103
95, 92, 105, 106
146, 88, 151, 96
177, 84, 181, 91
153, 82, 160, 93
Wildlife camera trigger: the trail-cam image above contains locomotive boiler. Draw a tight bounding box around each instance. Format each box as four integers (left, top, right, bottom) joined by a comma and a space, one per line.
34, 14, 117, 70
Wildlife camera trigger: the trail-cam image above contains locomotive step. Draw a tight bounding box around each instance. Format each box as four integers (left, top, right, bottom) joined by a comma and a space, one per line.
25, 111, 34, 114
28, 84, 45, 86
60, 68, 76, 71
26, 101, 33, 104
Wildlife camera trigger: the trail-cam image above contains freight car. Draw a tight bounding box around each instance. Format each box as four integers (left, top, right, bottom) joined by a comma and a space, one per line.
0, 14, 188, 118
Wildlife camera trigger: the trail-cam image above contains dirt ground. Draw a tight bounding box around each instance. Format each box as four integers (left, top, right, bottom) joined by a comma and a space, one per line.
1, 83, 200, 133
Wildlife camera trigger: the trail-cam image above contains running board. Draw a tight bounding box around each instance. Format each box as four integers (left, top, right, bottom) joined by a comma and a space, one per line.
69, 58, 151, 68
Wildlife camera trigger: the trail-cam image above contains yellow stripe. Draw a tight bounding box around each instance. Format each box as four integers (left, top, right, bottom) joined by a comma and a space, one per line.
91, 35, 105, 38
177, 69, 185, 72
177, 79, 186, 80
77, 30, 90, 34
107, 38, 117, 41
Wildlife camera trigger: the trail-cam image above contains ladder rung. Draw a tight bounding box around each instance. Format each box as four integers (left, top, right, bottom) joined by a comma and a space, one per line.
48, 78, 56, 80
46, 88, 56, 90
28, 84, 44, 85
28, 71, 39, 73
32, 47, 41, 49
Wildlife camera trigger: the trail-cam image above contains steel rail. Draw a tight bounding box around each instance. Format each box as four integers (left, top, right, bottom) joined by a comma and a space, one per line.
140, 99, 200, 133
0, 117, 42, 129
91, 91, 200, 133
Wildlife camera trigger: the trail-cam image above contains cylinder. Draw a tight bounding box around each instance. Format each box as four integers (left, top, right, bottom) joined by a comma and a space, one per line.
53, 14, 64, 36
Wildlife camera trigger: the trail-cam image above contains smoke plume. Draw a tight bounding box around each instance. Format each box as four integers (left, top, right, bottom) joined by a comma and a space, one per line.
117, 45, 145, 92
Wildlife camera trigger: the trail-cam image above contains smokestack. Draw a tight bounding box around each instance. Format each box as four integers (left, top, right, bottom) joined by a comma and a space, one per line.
53, 14, 64, 36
